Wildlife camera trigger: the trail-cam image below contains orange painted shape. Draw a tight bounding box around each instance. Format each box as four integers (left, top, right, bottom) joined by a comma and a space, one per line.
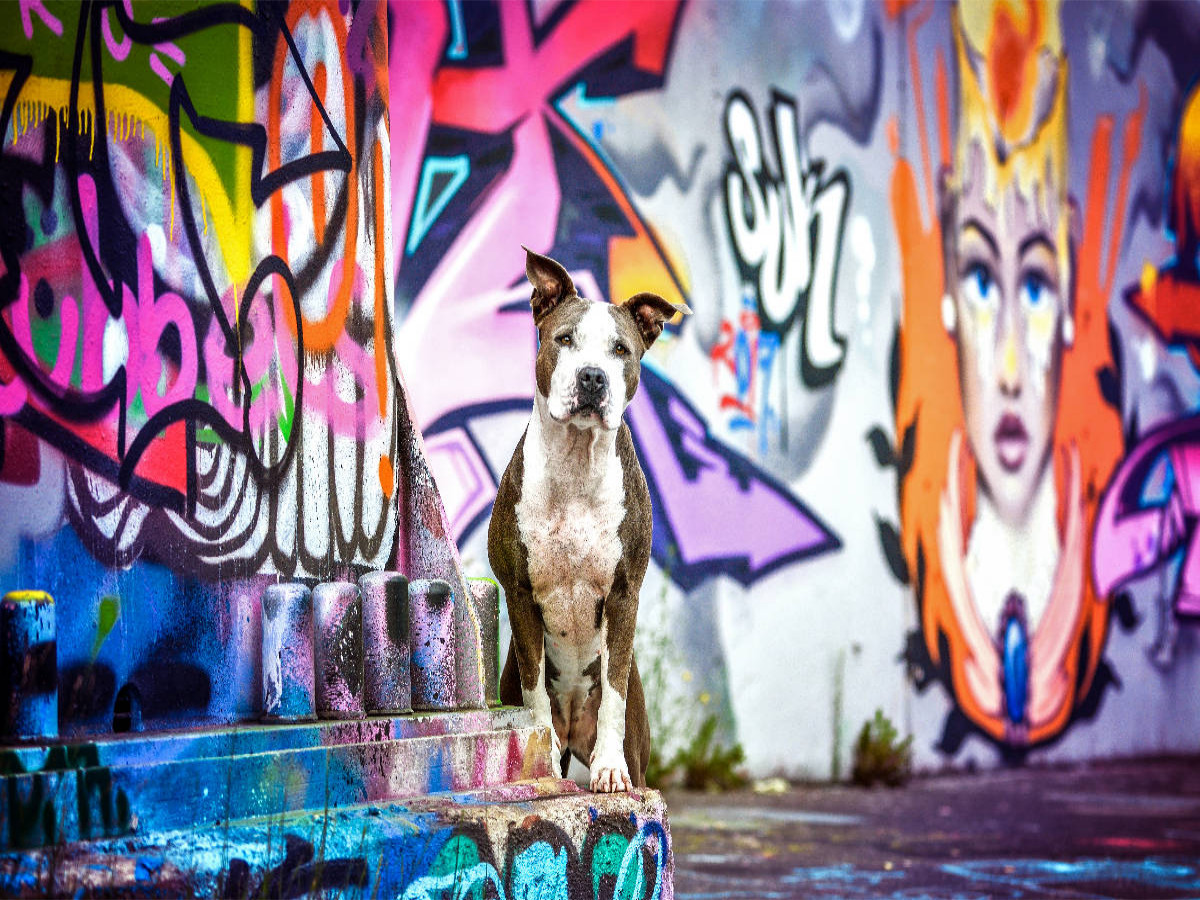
883, 0, 920, 21
378, 454, 394, 499
269, 3, 360, 353
608, 234, 687, 310
311, 64, 328, 245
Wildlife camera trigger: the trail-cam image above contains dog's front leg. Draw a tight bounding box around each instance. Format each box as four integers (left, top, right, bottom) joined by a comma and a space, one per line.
591, 576, 636, 793
523, 642, 563, 778
507, 592, 563, 778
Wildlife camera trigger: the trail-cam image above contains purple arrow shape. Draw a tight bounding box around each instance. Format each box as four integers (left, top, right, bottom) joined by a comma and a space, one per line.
627, 368, 840, 590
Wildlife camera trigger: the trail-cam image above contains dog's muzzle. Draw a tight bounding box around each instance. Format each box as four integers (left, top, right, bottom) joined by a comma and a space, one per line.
574, 366, 608, 414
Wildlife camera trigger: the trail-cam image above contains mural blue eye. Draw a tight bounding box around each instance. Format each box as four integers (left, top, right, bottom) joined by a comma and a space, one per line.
1025, 275, 1043, 304
960, 262, 998, 309
1019, 272, 1057, 311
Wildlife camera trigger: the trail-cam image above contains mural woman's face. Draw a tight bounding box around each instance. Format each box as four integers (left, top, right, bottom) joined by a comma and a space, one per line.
952, 141, 1066, 527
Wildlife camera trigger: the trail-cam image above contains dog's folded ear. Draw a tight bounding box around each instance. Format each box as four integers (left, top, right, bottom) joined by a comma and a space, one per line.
523, 246, 577, 324
621, 293, 692, 349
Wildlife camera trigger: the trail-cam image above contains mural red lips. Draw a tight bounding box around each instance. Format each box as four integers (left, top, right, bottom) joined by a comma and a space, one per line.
994, 412, 1029, 472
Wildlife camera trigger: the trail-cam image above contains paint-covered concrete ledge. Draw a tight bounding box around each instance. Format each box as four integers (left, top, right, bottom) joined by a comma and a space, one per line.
0, 709, 554, 851
0, 778, 673, 899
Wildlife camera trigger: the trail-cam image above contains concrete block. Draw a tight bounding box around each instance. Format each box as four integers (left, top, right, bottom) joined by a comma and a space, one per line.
261, 583, 316, 722
454, 581, 488, 711
409, 579, 456, 711
314, 582, 364, 719
359, 570, 412, 715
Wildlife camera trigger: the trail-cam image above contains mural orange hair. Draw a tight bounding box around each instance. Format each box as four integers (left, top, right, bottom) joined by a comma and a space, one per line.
891, 3, 1131, 747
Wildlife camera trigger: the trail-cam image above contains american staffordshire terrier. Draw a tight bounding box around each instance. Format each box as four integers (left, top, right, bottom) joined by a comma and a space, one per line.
488, 247, 689, 792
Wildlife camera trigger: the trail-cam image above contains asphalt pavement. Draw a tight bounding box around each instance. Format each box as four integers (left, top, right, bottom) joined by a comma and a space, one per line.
665, 756, 1200, 899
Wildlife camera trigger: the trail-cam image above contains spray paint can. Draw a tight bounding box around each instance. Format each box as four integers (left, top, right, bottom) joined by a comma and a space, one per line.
359, 570, 411, 715
314, 582, 364, 719
261, 582, 316, 722
409, 579, 456, 710
0, 590, 57, 741
468, 578, 500, 707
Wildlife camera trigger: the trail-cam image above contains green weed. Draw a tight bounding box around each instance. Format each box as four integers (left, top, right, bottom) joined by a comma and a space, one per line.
658, 714, 748, 791
851, 708, 913, 787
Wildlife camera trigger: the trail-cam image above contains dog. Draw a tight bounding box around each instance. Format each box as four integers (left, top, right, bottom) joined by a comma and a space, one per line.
488, 247, 689, 792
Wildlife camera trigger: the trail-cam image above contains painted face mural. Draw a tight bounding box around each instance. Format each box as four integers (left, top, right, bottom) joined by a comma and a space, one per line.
894, 0, 1127, 753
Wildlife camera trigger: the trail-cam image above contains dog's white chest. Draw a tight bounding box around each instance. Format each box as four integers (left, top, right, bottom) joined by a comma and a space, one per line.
515, 451, 625, 607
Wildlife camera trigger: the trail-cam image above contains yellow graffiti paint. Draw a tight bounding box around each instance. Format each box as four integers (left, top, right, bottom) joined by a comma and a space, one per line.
234, 0, 254, 325
4, 590, 54, 605
1140, 261, 1158, 299
12, 76, 250, 292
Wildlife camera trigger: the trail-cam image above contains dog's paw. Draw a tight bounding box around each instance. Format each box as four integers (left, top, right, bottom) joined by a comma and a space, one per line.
589, 756, 633, 793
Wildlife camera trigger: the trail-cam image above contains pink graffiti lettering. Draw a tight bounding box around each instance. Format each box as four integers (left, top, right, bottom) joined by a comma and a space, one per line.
102, 2, 133, 61
19, 0, 62, 40
1093, 415, 1200, 618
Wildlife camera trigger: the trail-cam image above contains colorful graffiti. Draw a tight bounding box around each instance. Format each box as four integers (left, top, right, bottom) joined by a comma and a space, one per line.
393, 813, 668, 900
721, 88, 850, 392
1093, 77, 1200, 665
0, 0, 401, 579
0, 0, 475, 735
385, 0, 1200, 773
3, 0, 1199, 782
388, 0, 842, 592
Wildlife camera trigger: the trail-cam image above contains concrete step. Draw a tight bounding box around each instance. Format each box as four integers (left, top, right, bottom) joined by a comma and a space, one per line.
0, 778, 674, 899
0, 709, 553, 851
1, 708, 535, 772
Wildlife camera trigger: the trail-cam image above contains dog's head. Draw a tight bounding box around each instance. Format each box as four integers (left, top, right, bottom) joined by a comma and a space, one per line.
524, 247, 690, 431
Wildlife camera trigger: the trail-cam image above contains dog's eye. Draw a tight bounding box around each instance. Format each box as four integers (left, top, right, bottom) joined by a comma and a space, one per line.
555, 334, 573, 347
613, 342, 629, 357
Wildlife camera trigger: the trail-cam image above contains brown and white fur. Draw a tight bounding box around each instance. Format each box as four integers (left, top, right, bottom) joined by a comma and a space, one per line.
488, 247, 689, 792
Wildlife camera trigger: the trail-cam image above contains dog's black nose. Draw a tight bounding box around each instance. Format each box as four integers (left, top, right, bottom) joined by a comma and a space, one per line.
576, 366, 608, 399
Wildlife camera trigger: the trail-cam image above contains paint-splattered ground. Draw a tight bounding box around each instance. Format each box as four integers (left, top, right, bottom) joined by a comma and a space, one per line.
667, 756, 1200, 899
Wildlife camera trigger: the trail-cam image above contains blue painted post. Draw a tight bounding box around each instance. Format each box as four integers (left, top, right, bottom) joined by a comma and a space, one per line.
409, 578, 456, 711
468, 578, 500, 707
359, 571, 412, 715
261, 583, 316, 722
0, 590, 57, 741
314, 582, 364, 719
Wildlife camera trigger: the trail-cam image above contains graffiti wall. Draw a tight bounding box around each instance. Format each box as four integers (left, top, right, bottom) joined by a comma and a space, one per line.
0, 0, 472, 735
392, 0, 1200, 775
2, 0, 1198, 775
